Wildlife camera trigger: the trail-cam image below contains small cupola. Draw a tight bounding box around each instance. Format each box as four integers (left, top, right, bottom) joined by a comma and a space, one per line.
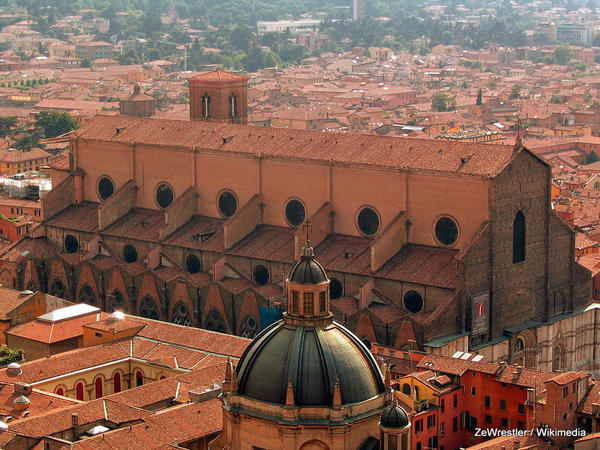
285, 240, 331, 320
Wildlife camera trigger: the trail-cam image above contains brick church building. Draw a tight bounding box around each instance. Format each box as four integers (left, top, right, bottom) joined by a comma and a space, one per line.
0, 70, 594, 373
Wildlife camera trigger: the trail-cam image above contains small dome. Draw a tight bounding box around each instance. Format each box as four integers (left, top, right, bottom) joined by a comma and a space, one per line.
6, 363, 21, 376
380, 401, 409, 429
288, 242, 328, 285
13, 394, 30, 410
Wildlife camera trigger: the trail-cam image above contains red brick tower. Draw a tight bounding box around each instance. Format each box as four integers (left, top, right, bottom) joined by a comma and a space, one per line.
188, 69, 248, 124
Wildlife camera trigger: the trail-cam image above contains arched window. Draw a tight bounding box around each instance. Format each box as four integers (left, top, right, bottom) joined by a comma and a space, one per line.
513, 211, 526, 263
136, 370, 144, 387
205, 309, 226, 333
55, 387, 64, 396
95, 377, 103, 399
229, 94, 238, 118
140, 296, 159, 320
113, 372, 121, 393
78, 284, 96, 306
303, 292, 314, 316
402, 383, 411, 395
50, 279, 66, 299
552, 346, 564, 371
108, 290, 126, 313
172, 302, 191, 327
75, 382, 84, 401
202, 94, 211, 118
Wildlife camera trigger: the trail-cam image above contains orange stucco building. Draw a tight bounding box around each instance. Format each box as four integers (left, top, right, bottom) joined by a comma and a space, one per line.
1, 70, 593, 377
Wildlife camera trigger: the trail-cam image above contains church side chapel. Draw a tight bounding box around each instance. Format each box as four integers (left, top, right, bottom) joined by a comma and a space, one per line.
2, 69, 592, 373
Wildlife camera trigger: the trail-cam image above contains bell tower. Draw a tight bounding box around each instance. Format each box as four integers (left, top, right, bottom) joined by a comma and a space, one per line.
188, 69, 248, 124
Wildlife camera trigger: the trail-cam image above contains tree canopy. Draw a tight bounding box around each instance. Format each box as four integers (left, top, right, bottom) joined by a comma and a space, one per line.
34, 111, 79, 139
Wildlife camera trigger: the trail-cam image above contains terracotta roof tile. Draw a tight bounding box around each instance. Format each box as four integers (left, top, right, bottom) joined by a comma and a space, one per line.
75, 115, 517, 178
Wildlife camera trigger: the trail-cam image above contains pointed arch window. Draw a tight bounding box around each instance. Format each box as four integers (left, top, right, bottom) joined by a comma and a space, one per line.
513, 211, 526, 263
229, 94, 238, 118
202, 93, 211, 118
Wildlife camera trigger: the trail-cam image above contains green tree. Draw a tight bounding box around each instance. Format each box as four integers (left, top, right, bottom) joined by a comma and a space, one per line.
583, 151, 600, 165
34, 111, 79, 138
554, 44, 572, 65
0, 116, 17, 137
81, 58, 92, 68
431, 93, 456, 111
13, 129, 43, 150
476, 88, 483, 106
509, 85, 521, 100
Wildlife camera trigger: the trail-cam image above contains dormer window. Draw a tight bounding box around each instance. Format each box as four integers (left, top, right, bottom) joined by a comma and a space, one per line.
202, 94, 211, 118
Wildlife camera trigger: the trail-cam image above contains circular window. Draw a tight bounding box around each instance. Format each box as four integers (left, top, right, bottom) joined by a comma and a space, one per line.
64, 234, 79, 253
123, 244, 137, 263
97, 176, 115, 201
329, 277, 343, 299
404, 290, 424, 314
357, 206, 380, 236
435, 216, 459, 246
218, 190, 238, 217
253, 264, 269, 286
185, 254, 201, 274
285, 199, 306, 227
155, 183, 174, 209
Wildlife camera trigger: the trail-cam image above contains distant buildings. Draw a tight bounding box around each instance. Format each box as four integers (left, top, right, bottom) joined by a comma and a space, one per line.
353, 0, 365, 21
256, 19, 321, 35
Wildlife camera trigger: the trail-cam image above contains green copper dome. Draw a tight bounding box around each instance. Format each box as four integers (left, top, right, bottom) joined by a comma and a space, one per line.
236, 319, 386, 407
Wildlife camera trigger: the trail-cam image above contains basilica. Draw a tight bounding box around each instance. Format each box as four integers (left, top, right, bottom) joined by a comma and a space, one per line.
0, 69, 594, 374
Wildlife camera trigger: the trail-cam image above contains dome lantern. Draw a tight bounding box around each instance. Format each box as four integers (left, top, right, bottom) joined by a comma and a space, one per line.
285, 240, 331, 321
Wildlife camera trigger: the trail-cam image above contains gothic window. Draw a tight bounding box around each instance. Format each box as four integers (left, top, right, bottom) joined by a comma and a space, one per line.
113, 372, 121, 393
64, 234, 79, 253
229, 94, 238, 118
136, 370, 144, 387
284, 199, 306, 227
94, 377, 103, 399
552, 346, 564, 371
172, 302, 191, 326
79, 284, 96, 306
218, 190, 238, 217
435, 216, 459, 246
240, 315, 258, 338
109, 290, 126, 312
513, 211, 526, 263
404, 290, 424, 314
50, 279, 66, 299
140, 296, 159, 320
97, 176, 115, 201
202, 94, 211, 118
205, 309, 226, 333
155, 183, 174, 209
357, 206, 380, 236
122, 244, 138, 263
185, 254, 201, 274
329, 277, 343, 299
513, 337, 525, 366
253, 264, 269, 286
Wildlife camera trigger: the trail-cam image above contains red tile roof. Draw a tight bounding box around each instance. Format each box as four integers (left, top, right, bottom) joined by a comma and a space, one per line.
75, 115, 519, 178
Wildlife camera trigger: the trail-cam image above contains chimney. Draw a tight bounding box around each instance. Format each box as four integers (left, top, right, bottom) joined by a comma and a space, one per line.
72, 413, 79, 439
13, 382, 32, 395
527, 388, 535, 404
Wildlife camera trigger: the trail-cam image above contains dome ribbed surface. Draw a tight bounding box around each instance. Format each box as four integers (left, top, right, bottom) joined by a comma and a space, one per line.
236, 320, 385, 407
288, 256, 328, 285
380, 403, 409, 429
